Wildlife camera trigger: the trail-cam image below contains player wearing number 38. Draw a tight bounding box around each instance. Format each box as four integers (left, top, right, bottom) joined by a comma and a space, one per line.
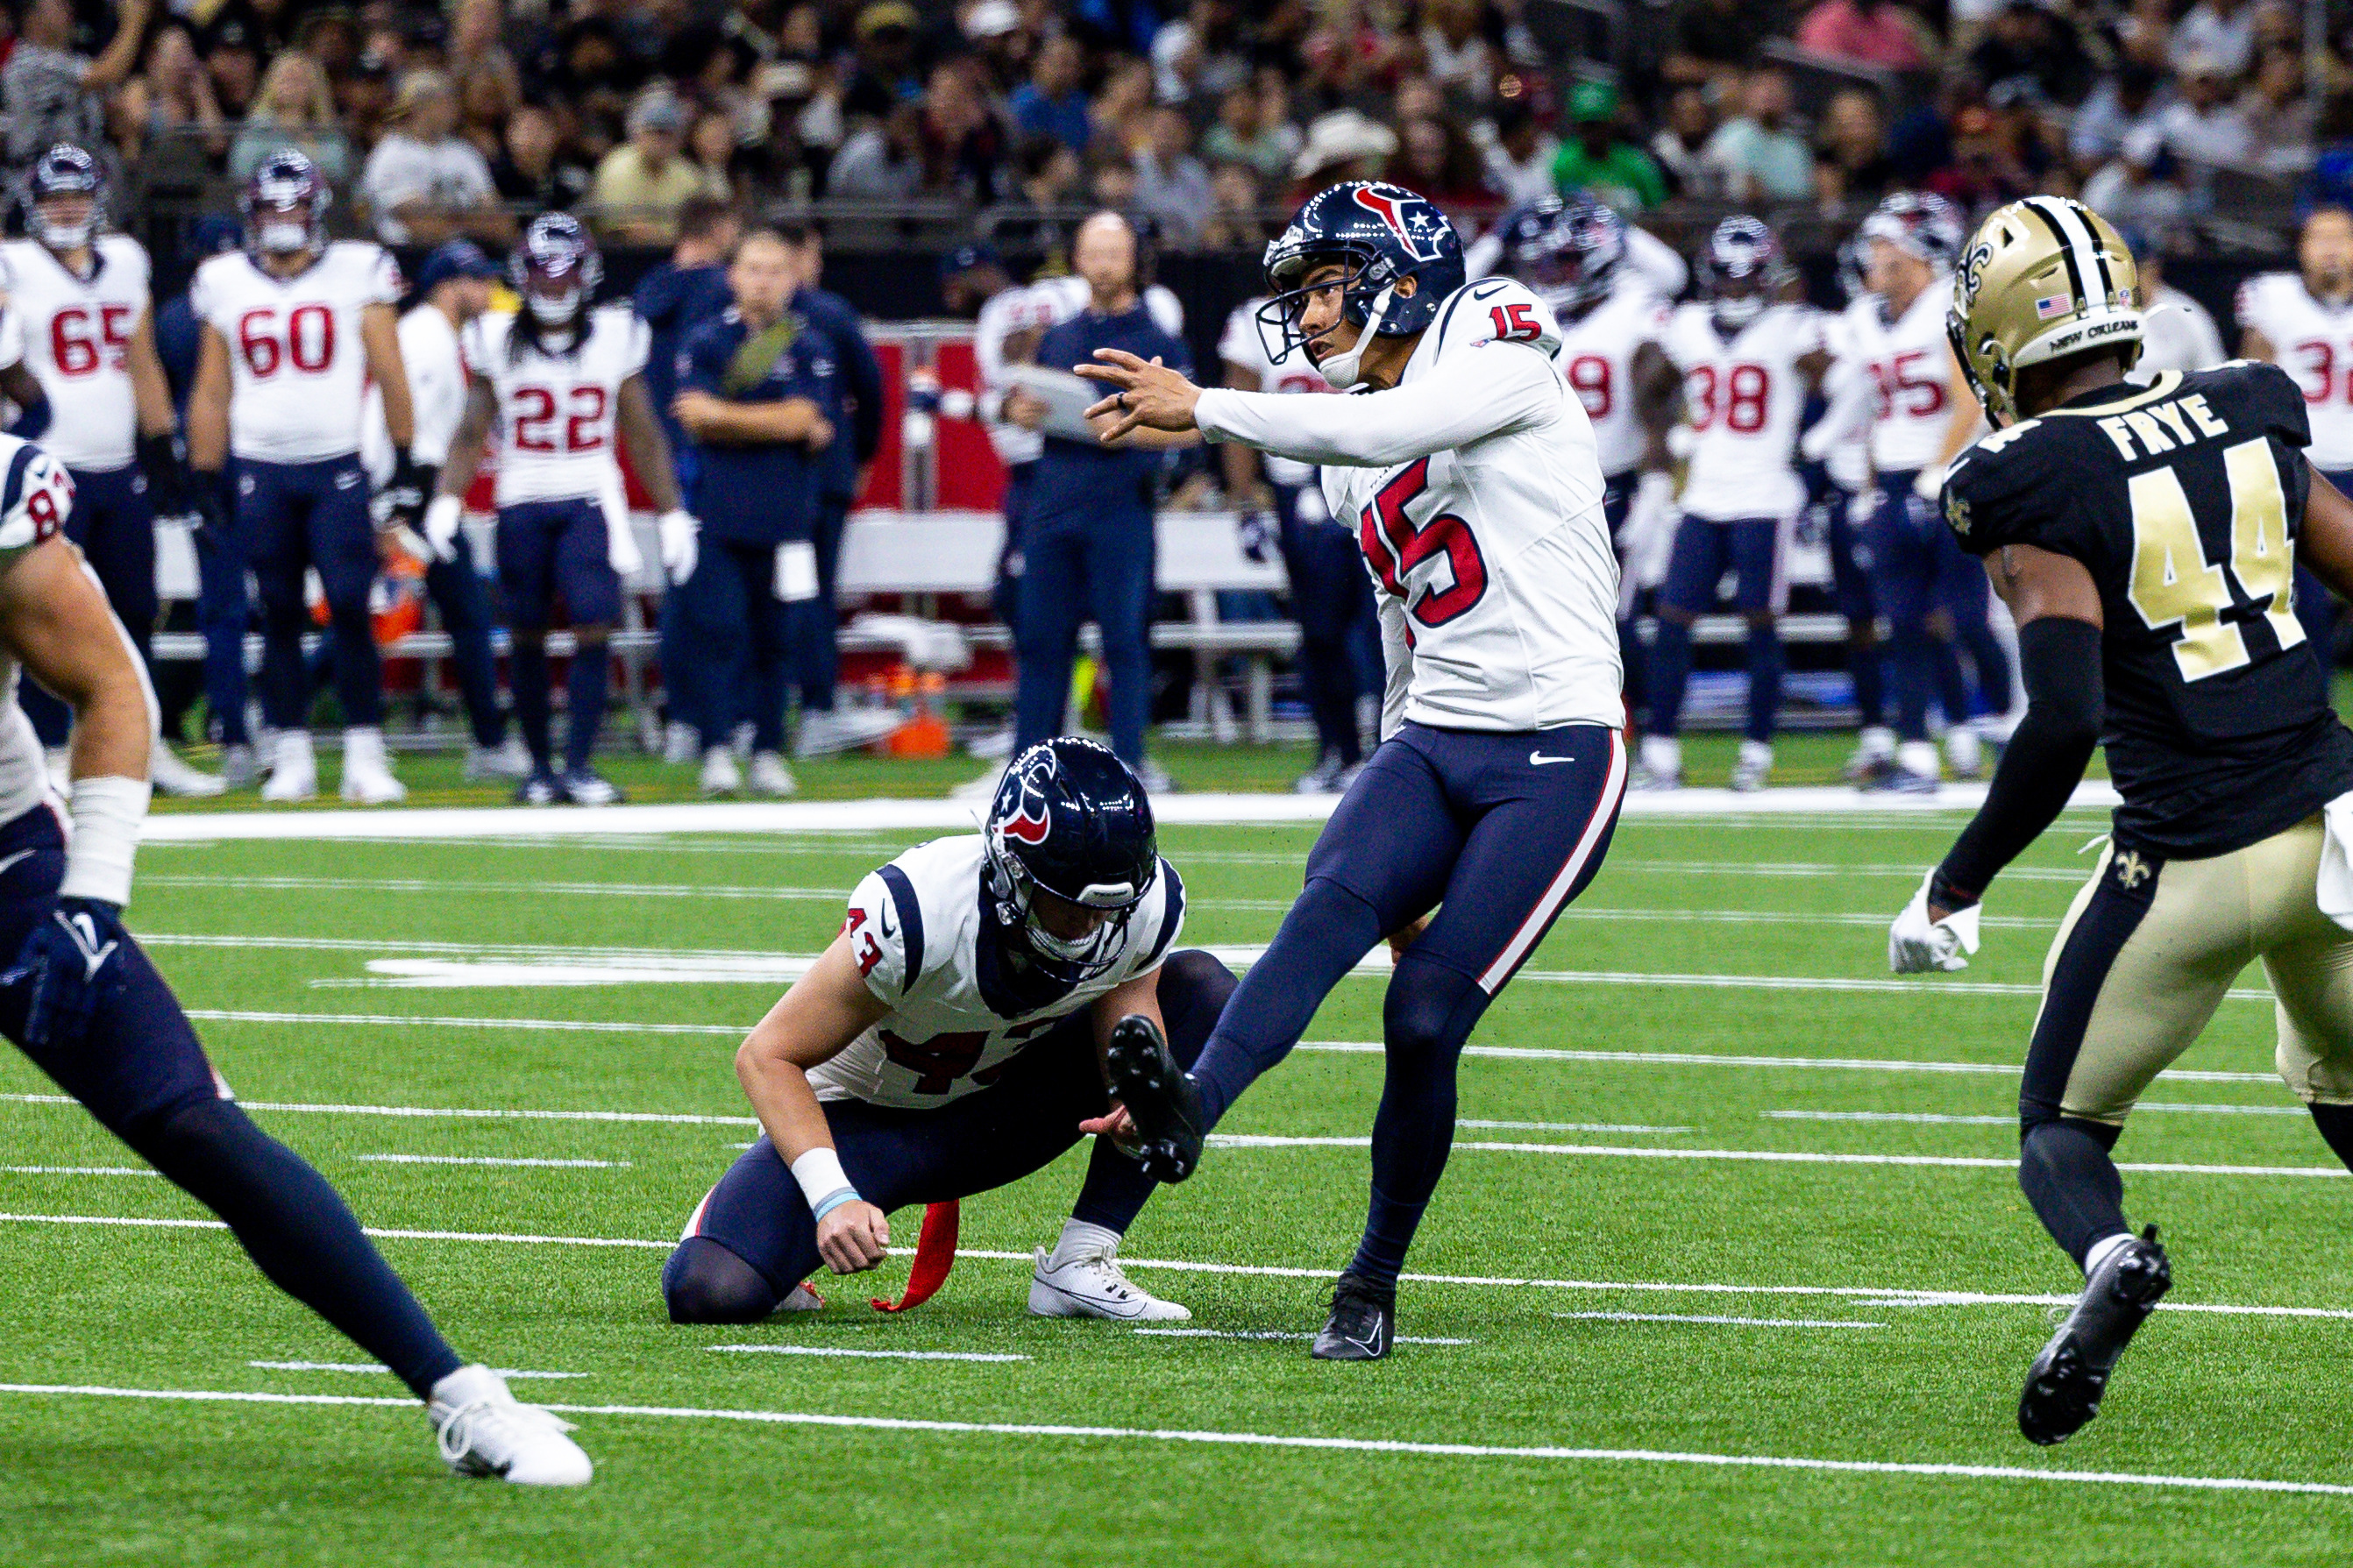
1888, 195, 2353, 1448
1077, 180, 1630, 1360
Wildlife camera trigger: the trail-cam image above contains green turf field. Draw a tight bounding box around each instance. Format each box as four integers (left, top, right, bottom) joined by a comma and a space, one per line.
4, 795, 2351, 1565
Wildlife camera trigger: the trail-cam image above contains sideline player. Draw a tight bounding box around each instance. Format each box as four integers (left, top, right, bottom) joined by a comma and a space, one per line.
1495, 194, 1676, 730
1076, 181, 1627, 1358
663, 738, 1230, 1324
0, 145, 219, 797
360, 238, 530, 784
1644, 216, 1825, 791
1218, 286, 1375, 794
2235, 203, 2353, 663
1892, 195, 2353, 1444
0, 425, 590, 1482
431, 214, 695, 805
187, 149, 424, 804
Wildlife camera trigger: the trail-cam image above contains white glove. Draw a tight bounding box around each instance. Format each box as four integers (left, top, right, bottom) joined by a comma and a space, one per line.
422, 494, 463, 564
1888, 869, 1982, 974
1624, 471, 1681, 592
658, 507, 700, 585
1912, 461, 1947, 502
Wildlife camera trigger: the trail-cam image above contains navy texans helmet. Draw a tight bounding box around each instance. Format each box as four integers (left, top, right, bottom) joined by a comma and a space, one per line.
1255, 181, 1467, 385
984, 738, 1159, 986
1859, 190, 1965, 276
1700, 215, 1793, 333
242, 148, 330, 256
509, 211, 602, 330
25, 145, 103, 252
1496, 192, 1624, 318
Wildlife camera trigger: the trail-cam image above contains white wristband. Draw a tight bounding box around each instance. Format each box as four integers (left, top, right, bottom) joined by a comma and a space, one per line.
790, 1146, 858, 1218
423, 494, 461, 536
60, 775, 150, 909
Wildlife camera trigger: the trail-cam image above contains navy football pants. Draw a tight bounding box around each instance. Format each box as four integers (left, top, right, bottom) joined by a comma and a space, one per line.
239, 454, 382, 729
1185, 722, 1627, 1284
675, 537, 793, 756
1015, 503, 1155, 767
1648, 514, 1785, 744
662, 950, 1238, 1320
1871, 472, 2009, 742
496, 499, 621, 773
0, 804, 460, 1395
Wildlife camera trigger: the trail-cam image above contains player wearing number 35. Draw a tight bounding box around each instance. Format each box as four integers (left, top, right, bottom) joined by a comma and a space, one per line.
1888, 195, 2353, 1449
1074, 180, 1628, 1361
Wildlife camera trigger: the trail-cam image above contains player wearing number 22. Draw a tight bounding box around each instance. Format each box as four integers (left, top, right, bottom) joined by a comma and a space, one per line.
188, 148, 421, 805
432, 214, 693, 806
1071, 181, 1627, 1359
1892, 195, 2353, 1447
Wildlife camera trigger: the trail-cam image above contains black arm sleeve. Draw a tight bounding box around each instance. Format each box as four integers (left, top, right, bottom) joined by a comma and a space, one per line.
1935, 615, 2106, 904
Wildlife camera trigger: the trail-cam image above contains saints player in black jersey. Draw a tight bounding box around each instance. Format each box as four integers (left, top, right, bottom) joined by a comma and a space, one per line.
1888, 195, 2353, 1446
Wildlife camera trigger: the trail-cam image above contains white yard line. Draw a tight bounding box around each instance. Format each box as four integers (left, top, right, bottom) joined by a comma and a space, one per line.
707, 1345, 1028, 1363
1202, 1134, 2345, 1177
0, 1166, 156, 1177
352, 1154, 631, 1168
1133, 1329, 1475, 1345
246, 1360, 585, 1379
1771, 1106, 2316, 1124
7, 1380, 2349, 1499
181, 1010, 744, 1037
1458, 1118, 1692, 1133
1551, 1311, 1883, 1330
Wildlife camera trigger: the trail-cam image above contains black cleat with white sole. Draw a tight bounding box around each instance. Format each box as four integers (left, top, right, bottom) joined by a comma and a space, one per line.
1104, 1012, 1205, 1183
1311, 1273, 1395, 1361
2018, 1224, 2172, 1446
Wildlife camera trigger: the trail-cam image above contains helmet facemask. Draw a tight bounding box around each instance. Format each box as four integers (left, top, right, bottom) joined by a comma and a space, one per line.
1255, 245, 1392, 378
32, 193, 95, 252
983, 831, 1148, 985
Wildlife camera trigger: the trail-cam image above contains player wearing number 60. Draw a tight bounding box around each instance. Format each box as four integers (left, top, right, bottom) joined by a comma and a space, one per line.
1074, 180, 1627, 1361
1889, 195, 2353, 1448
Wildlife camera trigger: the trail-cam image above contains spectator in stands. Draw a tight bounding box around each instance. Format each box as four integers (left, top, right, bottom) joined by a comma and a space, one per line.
2239, 45, 2317, 175
2070, 61, 2168, 174
1388, 114, 1495, 213
1202, 82, 1288, 182
1926, 103, 2033, 213
672, 229, 836, 798
1288, 107, 1395, 202
1815, 86, 1895, 209
1551, 80, 1667, 212
1198, 160, 1271, 249
360, 71, 512, 247
592, 87, 708, 243
1703, 67, 1816, 202
1012, 34, 1093, 154
1479, 96, 1561, 206
841, 1, 925, 122
1797, 0, 1930, 71
1134, 103, 1215, 242
1155, 0, 1249, 106
4, 0, 149, 173
118, 22, 227, 169
777, 222, 892, 758
1092, 55, 1156, 155
1091, 145, 1142, 206
2079, 121, 2196, 232
1419, 0, 1498, 103
1663, 0, 1765, 91
1017, 131, 1086, 205
915, 60, 1007, 201
202, 16, 265, 122
491, 102, 593, 210
828, 99, 926, 198
455, 55, 523, 163
1651, 84, 1718, 195
2171, 0, 2258, 82
964, 0, 1033, 92
334, 47, 395, 148
2159, 54, 2253, 170
688, 109, 740, 201
1968, 0, 2092, 107
1014, 211, 1189, 791
229, 50, 348, 182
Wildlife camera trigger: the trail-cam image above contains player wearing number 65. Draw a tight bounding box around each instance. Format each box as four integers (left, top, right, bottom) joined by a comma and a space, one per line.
1889, 195, 2353, 1448
1074, 180, 1628, 1361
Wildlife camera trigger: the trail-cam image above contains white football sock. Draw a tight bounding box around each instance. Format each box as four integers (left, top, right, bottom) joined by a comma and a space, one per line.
2083, 1231, 2135, 1280
1640, 734, 1681, 776
1048, 1217, 1122, 1268
1897, 739, 1941, 778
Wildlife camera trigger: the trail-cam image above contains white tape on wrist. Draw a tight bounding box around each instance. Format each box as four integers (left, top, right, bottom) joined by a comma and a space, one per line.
60, 775, 150, 909
423, 494, 461, 541
790, 1146, 860, 1219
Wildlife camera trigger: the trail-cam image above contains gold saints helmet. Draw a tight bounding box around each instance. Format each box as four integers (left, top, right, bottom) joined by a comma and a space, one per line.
1947, 195, 2141, 426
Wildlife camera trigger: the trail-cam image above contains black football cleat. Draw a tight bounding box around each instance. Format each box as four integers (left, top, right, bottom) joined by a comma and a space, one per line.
2018, 1225, 2172, 1446
1312, 1273, 1396, 1361
1104, 1012, 1205, 1183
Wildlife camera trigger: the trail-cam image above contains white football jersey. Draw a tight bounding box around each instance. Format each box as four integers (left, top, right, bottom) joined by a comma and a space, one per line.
1194, 276, 1622, 734
1847, 279, 1958, 476
1815, 300, 1877, 492
1662, 302, 1822, 521
1218, 296, 1333, 487
2235, 272, 2353, 467
0, 433, 87, 826
363, 302, 466, 485
1555, 284, 1673, 479
0, 236, 151, 472
460, 305, 649, 507
190, 242, 402, 463
807, 834, 1185, 1109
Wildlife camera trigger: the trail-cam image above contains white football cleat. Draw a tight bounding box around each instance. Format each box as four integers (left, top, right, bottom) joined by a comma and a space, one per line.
260, 731, 317, 802
746, 749, 798, 797
427, 1364, 593, 1486
149, 738, 227, 798
1730, 739, 1773, 793
699, 746, 742, 795
464, 736, 534, 782
218, 742, 261, 791
339, 727, 408, 804
1029, 1242, 1191, 1322
662, 720, 698, 765
794, 707, 899, 757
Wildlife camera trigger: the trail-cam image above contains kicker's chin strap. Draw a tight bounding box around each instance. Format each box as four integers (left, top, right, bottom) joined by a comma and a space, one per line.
1318, 286, 1395, 390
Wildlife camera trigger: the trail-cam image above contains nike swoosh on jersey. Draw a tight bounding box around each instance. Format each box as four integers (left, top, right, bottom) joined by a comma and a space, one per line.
1529, 752, 1576, 766
1470, 282, 1508, 300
